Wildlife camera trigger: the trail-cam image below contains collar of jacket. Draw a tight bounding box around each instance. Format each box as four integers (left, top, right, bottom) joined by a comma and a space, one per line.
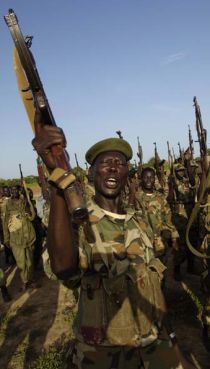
87, 199, 135, 224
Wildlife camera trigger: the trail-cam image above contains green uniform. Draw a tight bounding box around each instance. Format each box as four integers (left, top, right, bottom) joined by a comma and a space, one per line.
60, 199, 184, 369
3, 197, 36, 284
172, 176, 196, 268
134, 189, 179, 260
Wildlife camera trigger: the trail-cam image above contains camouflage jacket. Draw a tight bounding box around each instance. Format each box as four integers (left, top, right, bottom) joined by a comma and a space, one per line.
134, 189, 179, 240
173, 178, 196, 219
3, 198, 36, 248
63, 199, 166, 347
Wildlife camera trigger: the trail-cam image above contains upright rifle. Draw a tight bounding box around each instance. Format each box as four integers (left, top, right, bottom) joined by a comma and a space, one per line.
137, 136, 143, 176
36, 156, 50, 202
177, 142, 184, 163
167, 141, 173, 169
153, 142, 165, 189
167, 142, 176, 203
194, 97, 207, 161
4, 9, 87, 222
188, 125, 194, 159
116, 130, 123, 139
74, 153, 79, 169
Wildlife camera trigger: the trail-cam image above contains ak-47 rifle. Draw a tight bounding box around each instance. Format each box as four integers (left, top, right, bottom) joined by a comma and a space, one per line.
167, 141, 173, 169
188, 125, 194, 159
75, 153, 79, 168
36, 156, 50, 202
137, 136, 143, 176
116, 130, 123, 139
153, 142, 165, 189
194, 96, 207, 161
166, 142, 176, 203
177, 142, 184, 163
4, 9, 87, 222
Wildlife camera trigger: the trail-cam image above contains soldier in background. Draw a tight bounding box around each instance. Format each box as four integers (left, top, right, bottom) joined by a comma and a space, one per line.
3, 185, 36, 291
0, 186, 15, 265
171, 163, 197, 281
132, 167, 179, 266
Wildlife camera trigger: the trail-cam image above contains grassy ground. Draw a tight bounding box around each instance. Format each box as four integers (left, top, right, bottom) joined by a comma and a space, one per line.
0, 249, 210, 368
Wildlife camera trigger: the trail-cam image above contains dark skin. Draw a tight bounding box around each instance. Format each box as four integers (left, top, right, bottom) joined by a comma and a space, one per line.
141, 169, 156, 194
32, 117, 129, 276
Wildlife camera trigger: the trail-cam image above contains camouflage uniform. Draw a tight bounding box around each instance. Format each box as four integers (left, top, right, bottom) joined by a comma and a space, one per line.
134, 189, 179, 262
3, 197, 36, 284
61, 199, 184, 369
172, 175, 196, 271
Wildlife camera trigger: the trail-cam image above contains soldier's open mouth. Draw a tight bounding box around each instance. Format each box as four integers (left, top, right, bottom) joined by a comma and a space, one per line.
105, 177, 118, 188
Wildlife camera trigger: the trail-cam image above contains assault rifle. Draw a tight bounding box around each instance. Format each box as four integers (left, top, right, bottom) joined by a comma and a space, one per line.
153, 142, 165, 190
194, 96, 207, 159
137, 136, 143, 176
188, 125, 194, 159
36, 156, 50, 202
177, 142, 184, 163
4, 9, 87, 222
167, 141, 173, 169
116, 130, 123, 139
75, 153, 79, 168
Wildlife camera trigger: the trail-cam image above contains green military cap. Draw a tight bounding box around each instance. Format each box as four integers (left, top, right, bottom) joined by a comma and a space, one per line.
85, 138, 133, 165
174, 163, 185, 171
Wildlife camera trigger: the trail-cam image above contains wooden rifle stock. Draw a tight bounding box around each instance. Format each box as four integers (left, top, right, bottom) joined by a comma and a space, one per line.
4, 9, 87, 222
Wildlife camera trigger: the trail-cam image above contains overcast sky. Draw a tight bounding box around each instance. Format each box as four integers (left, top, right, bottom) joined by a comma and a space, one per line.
0, 0, 210, 178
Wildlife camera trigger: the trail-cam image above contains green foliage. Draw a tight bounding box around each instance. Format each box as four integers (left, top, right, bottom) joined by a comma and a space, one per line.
146, 156, 155, 167
29, 347, 65, 369
29, 337, 69, 369
0, 176, 39, 187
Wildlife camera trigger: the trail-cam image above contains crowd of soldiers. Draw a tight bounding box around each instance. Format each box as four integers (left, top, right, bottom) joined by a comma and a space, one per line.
0, 109, 209, 368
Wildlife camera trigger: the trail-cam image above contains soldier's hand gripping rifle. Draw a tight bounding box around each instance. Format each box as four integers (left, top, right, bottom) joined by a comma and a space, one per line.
4, 9, 87, 222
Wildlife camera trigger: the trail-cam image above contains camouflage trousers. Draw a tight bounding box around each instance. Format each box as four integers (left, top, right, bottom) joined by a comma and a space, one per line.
65, 338, 184, 369
12, 244, 34, 284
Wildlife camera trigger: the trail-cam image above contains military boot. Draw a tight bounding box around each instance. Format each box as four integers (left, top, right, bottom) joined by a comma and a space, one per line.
0, 286, 11, 302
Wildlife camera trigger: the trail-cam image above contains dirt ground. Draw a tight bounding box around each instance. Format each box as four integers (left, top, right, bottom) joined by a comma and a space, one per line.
0, 248, 210, 369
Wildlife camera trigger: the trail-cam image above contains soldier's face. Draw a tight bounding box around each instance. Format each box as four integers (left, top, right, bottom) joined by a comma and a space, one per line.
142, 170, 155, 191
92, 151, 128, 198
3, 187, 10, 197
11, 186, 20, 199
176, 169, 185, 180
